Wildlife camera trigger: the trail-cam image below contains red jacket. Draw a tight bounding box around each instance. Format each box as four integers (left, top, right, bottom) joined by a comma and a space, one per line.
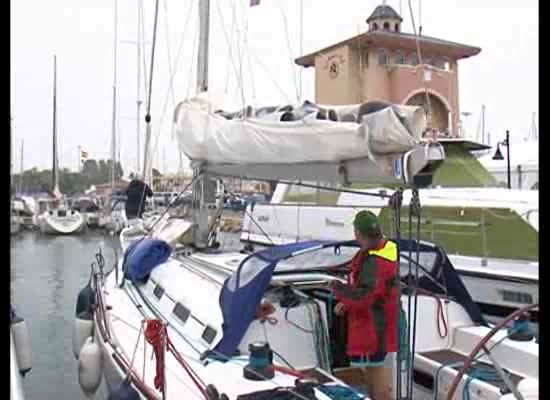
332, 240, 399, 356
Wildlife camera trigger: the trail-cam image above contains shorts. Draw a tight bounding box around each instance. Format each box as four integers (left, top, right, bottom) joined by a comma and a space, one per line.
349, 352, 387, 368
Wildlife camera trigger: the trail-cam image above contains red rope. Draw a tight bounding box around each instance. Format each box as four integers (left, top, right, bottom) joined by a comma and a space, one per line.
144, 320, 167, 393
144, 319, 208, 399
256, 303, 278, 325
416, 289, 448, 338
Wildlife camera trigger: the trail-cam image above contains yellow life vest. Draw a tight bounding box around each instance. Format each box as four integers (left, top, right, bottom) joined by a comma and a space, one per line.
368, 240, 398, 262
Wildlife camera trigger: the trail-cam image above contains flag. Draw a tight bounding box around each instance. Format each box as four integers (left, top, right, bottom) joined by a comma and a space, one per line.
250, 0, 260, 6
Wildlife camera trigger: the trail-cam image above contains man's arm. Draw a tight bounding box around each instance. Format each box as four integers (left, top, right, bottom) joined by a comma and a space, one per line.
332, 257, 387, 311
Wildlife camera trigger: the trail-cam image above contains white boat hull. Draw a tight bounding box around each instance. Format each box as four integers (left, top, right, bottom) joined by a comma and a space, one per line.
37, 210, 86, 235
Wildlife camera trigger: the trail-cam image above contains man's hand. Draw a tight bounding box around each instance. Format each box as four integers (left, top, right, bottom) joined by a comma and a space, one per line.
328, 280, 344, 291
334, 302, 347, 316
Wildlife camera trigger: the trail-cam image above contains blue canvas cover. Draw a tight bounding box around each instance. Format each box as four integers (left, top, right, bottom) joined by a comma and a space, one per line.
124, 238, 172, 283
213, 238, 486, 358
214, 241, 335, 357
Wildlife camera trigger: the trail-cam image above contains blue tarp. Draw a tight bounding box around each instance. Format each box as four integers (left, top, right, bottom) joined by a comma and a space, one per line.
214, 241, 335, 357
124, 238, 172, 283
213, 238, 486, 358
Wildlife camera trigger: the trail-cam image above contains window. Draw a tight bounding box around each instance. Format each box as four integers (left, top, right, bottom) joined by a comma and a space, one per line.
395, 23, 400, 32
383, 22, 390, 30
372, 22, 379, 31
410, 53, 419, 66
434, 58, 446, 69
394, 51, 404, 65
378, 49, 388, 65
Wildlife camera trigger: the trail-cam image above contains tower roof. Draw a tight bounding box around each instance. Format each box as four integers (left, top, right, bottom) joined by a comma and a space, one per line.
367, 4, 403, 23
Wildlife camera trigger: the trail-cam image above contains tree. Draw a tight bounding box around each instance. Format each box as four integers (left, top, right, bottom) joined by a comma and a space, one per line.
82, 159, 99, 181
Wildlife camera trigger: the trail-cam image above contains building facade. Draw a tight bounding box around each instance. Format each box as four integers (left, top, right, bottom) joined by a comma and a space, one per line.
295, 4, 481, 138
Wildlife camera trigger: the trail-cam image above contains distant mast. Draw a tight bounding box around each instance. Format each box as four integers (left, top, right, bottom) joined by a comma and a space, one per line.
52, 55, 60, 197
111, 0, 118, 195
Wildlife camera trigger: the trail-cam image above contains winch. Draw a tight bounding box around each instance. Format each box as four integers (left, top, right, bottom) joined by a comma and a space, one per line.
244, 342, 274, 380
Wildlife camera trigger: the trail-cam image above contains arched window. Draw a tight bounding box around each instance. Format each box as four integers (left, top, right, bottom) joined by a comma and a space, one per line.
410, 53, 419, 66
372, 22, 379, 31
394, 51, 404, 65
395, 23, 399, 32
383, 22, 390, 30
378, 49, 388, 65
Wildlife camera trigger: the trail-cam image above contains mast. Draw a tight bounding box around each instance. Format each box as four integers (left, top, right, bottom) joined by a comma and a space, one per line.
111, 0, 118, 194
52, 55, 60, 195
193, 0, 211, 248
481, 104, 485, 144
196, 0, 210, 93
136, 0, 143, 173
19, 140, 24, 194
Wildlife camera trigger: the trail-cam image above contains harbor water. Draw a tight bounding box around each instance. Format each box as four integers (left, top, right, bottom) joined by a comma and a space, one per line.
10, 230, 119, 400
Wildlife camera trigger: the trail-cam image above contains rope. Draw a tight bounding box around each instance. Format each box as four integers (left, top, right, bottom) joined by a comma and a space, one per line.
144, 319, 167, 392
407, 0, 432, 128
446, 303, 539, 400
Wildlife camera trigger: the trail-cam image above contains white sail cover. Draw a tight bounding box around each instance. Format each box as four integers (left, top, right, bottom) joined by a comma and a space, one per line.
174, 93, 426, 165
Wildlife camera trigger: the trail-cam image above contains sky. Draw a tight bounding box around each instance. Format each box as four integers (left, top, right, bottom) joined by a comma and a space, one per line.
11, 0, 538, 175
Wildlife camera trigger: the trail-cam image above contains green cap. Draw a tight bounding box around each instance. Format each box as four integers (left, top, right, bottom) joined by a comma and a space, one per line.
353, 210, 380, 236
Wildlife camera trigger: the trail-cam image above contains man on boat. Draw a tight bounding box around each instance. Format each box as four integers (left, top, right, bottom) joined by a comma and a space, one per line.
125, 174, 153, 219
330, 210, 399, 400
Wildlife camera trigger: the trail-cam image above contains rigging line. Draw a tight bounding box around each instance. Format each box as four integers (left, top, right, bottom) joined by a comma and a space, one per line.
407, 0, 432, 127
186, 9, 200, 99
152, 0, 195, 168
240, 0, 257, 104
162, 0, 177, 107
277, 1, 300, 102
215, 0, 246, 107
139, 0, 149, 104
223, 1, 238, 95
146, 0, 160, 116
299, 0, 303, 101
249, 51, 293, 103
230, 0, 247, 109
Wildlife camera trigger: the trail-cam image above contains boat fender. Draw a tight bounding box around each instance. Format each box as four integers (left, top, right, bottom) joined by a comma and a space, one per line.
75, 278, 96, 316
72, 309, 94, 359
11, 314, 32, 377
108, 377, 140, 400
78, 336, 103, 397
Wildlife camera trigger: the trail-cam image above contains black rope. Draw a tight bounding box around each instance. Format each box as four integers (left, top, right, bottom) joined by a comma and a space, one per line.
390, 188, 404, 400
408, 188, 422, 399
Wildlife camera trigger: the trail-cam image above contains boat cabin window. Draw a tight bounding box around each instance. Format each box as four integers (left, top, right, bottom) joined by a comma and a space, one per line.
153, 284, 165, 300
173, 303, 191, 324
202, 326, 217, 344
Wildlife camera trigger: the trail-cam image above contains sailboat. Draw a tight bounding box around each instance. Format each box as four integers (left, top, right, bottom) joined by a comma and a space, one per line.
72, 2, 537, 400
35, 56, 86, 235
